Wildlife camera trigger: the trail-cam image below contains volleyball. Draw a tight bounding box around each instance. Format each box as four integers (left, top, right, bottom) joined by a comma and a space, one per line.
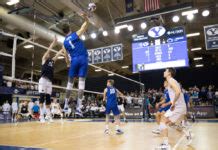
88, 3, 96, 12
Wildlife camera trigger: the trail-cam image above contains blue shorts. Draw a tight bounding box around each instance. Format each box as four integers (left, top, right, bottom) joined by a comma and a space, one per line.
105, 105, 120, 116
158, 105, 171, 113
69, 55, 88, 78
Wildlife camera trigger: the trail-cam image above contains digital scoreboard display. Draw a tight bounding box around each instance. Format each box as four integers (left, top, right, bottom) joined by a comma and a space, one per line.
132, 26, 189, 72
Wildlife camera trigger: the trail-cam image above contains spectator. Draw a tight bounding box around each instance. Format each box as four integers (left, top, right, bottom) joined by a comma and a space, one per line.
11, 100, 18, 122
2, 101, 11, 121
51, 99, 63, 119
17, 101, 32, 121
32, 101, 40, 119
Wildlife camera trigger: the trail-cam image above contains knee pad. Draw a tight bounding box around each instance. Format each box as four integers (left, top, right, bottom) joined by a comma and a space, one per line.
78, 78, 85, 90
39, 93, 45, 104
67, 82, 73, 90
45, 94, 51, 105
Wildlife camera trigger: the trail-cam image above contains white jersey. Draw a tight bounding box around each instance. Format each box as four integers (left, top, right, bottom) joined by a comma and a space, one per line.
167, 78, 186, 108
2, 103, 10, 112
51, 103, 59, 110
12, 102, 18, 111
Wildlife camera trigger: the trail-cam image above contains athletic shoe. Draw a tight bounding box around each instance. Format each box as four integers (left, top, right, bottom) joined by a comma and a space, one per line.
155, 143, 171, 150
40, 118, 45, 123
116, 129, 124, 135
124, 120, 128, 123
111, 120, 115, 123
104, 129, 109, 134
152, 129, 161, 135
45, 115, 53, 123
75, 110, 83, 117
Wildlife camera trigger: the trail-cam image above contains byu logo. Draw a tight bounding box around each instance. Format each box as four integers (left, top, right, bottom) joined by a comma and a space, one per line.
207, 28, 218, 36
88, 51, 92, 56
94, 50, 101, 55
113, 46, 121, 52
104, 48, 110, 54
148, 26, 166, 38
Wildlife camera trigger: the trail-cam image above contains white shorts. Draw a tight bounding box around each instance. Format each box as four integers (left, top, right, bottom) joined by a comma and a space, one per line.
164, 106, 186, 123
38, 77, 52, 95
51, 109, 61, 115
12, 109, 18, 114
118, 104, 125, 112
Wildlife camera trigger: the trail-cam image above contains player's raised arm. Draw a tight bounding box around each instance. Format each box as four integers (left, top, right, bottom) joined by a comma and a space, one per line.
42, 36, 57, 64
76, 13, 89, 37
52, 49, 64, 62
103, 88, 107, 102
62, 46, 70, 67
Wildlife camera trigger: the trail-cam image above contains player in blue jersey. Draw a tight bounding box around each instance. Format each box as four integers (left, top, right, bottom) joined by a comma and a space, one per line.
152, 80, 172, 134
62, 13, 90, 116
103, 79, 124, 135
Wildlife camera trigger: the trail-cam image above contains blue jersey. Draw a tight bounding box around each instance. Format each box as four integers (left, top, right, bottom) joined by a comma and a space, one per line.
63, 32, 88, 58
159, 89, 171, 112
164, 89, 170, 103
106, 86, 118, 107
184, 93, 190, 105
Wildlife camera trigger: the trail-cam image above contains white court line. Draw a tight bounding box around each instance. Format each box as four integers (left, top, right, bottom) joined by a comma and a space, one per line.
172, 123, 196, 150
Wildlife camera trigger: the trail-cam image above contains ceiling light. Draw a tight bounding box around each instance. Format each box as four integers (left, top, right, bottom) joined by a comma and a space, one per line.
115, 24, 128, 30
95, 69, 102, 72
187, 14, 194, 20
182, 9, 198, 16
127, 25, 134, 31
202, 10, 210, 17
58, 56, 65, 59
103, 31, 108, 36
108, 73, 114, 76
186, 32, 200, 38
81, 35, 86, 40
122, 66, 129, 69
90, 33, 97, 39
140, 22, 147, 29
24, 44, 34, 49
193, 57, 203, 60
195, 64, 204, 67
191, 47, 202, 51
114, 28, 120, 34
172, 15, 180, 23
6, 0, 20, 5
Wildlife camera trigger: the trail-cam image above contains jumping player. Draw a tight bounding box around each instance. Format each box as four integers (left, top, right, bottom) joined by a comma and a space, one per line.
38, 36, 64, 123
152, 80, 171, 134
103, 79, 124, 135
62, 13, 90, 116
156, 68, 192, 149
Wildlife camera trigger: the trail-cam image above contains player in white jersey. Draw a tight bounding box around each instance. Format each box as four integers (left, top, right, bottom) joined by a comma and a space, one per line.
11, 100, 18, 122
156, 68, 192, 150
51, 99, 63, 119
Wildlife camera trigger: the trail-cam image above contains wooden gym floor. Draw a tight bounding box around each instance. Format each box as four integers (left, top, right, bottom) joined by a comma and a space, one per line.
0, 120, 217, 150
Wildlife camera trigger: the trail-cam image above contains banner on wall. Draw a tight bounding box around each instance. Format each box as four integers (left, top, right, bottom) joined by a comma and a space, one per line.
204, 24, 218, 50
88, 44, 123, 64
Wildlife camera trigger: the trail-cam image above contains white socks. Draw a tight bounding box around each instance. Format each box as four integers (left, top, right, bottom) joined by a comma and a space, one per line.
46, 108, 51, 117
105, 125, 109, 130
163, 137, 169, 145
40, 107, 44, 118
